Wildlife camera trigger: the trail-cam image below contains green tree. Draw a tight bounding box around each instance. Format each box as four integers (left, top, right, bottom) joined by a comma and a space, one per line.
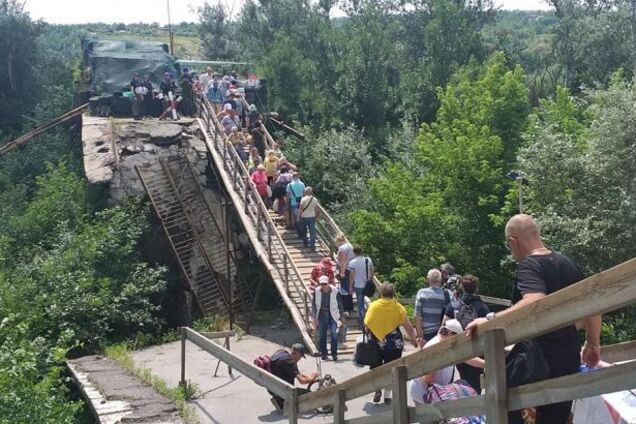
198, 3, 237, 60
349, 53, 530, 296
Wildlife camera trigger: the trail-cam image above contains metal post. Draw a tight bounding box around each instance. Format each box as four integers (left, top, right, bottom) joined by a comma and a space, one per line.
516, 176, 524, 214
484, 329, 508, 424
284, 255, 289, 295
333, 389, 346, 424
244, 178, 250, 215
256, 209, 262, 241
304, 291, 310, 324
166, 0, 175, 56
391, 365, 408, 424
223, 200, 233, 330
267, 223, 272, 261
180, 328, 186, 387
287, 387, 299, 424
225, 336, 233, 376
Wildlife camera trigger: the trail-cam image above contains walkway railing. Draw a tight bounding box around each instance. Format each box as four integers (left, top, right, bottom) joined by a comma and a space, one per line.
196, 98, 317, 354
292, 257, 636, 423
179, 328, 301, 420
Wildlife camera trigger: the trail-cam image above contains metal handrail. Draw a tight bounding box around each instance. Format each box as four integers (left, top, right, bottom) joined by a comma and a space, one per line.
160, 158, 233, 312
198, 99, 315, 319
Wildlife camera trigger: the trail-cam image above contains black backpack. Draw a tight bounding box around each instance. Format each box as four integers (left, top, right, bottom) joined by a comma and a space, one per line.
451, 298, 478, 330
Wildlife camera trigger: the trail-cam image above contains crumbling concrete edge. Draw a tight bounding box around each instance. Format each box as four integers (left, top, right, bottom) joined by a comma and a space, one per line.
67, 362, 134, 424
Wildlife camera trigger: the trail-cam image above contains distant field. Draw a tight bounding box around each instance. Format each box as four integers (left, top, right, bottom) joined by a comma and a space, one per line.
92, 31, 202, 59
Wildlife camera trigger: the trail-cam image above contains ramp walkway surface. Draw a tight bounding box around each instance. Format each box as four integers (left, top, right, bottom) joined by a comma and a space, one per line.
196, 99, 378, 356
132, 327, 418, 424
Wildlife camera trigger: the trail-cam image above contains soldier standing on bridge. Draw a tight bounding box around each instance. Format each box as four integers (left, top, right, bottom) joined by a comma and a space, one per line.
130, 72, 144, 121
467, 214, 602, 424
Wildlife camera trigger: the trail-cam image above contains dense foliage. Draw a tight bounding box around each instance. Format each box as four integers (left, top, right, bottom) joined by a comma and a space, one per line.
0, 3, 168, 421
197, 0, 635, 326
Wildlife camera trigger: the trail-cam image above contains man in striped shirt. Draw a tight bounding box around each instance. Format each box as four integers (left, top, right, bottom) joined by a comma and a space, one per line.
414, 269, 451, 348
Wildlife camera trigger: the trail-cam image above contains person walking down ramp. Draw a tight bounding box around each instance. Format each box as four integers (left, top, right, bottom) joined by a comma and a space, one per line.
364, 283, 417, 404
314, 275, 342, 361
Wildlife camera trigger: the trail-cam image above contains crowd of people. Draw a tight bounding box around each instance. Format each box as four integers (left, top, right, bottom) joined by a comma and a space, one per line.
135, 68, 604, 424
263, 215, 602, 423
126, 67, 258, 124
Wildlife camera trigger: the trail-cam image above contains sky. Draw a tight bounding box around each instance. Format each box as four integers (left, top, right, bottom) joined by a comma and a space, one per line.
24, 0, 552, 25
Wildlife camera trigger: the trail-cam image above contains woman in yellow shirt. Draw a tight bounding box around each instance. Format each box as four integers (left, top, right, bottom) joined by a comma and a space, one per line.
364, 282, 417, 405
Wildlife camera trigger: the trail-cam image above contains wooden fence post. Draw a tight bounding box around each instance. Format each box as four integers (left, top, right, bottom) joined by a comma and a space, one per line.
180, 327, 186, 388
484, 328, 508, 424
288, 387, 299, 424
225, 336, 233, 376
392, 365, 408, 424
333, 389, 346, 424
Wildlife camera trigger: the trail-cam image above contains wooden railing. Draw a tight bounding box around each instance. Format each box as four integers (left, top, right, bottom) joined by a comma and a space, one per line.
196, 98, 317, 354
179, 328, 301, 421
290, 257, 636, 423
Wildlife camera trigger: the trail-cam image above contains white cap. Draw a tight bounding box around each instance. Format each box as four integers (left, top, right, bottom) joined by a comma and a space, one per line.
441, 319, 463, 334
319, 275, 329, 285
223, 103, 232, 111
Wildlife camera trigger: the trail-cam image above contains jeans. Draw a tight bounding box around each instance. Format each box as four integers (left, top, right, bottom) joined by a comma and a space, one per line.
355, 287, 366, 326
299, 217, 316, 248
318, 313, 338, 358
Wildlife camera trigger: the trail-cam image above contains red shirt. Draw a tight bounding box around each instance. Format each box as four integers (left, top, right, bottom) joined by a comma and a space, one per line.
310, 265, 335, 288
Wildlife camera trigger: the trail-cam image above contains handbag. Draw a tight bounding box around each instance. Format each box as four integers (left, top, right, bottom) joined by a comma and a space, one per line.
424, 379, 486, 424
505, 339, 550, 388
362, 258, 376, 297
353, 331, 381, 367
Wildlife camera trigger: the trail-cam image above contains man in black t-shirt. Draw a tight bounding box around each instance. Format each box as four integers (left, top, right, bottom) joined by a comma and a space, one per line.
268, 343, 318, 411
467, 214, 602, 424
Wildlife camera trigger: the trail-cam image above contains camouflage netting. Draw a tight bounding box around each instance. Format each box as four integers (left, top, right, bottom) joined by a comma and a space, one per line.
83, 38, 177, 94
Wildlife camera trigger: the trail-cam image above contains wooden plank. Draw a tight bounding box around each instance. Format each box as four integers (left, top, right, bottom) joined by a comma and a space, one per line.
343, 395, 486, 424
297, 257, 636, 412
508, 359, 636, 411
601, 340, 636, 364
333, 389, 346, 424
409, 395, 486, 423
184, 328, 294, 399
392, 366, 408, 424
0, 103, 88, 156
200, 331, 236, 339
286, 387, 299, 424
400, 295, 511, 308
484, 329, 507, 424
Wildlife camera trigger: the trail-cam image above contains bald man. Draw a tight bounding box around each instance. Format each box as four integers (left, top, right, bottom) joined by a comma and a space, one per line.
467, 214, 601, 424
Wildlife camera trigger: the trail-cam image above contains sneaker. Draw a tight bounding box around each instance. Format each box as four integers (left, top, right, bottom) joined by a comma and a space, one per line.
270, 397, 283, 411
321, 354, 328, 361
332, 355, 338, 361
373, 391, 382, 403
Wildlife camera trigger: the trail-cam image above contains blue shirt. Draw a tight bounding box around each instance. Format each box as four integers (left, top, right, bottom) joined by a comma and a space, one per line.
287, 180, 305, 207
414, 287, 450, 336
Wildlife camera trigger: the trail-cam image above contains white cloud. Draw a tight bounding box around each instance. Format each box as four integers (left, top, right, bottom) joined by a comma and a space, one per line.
24, 0, 552, 25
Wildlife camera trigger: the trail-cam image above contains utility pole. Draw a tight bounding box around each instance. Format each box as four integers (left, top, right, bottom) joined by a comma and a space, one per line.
167, 0, 175, 56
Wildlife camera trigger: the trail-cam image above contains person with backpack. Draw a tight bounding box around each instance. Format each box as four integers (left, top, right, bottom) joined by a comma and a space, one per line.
414, 269, 452, 348
347, 246, 374, 328
255, 343, 319, 411
286, 172, 305, 229
443, 274, 490, 392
